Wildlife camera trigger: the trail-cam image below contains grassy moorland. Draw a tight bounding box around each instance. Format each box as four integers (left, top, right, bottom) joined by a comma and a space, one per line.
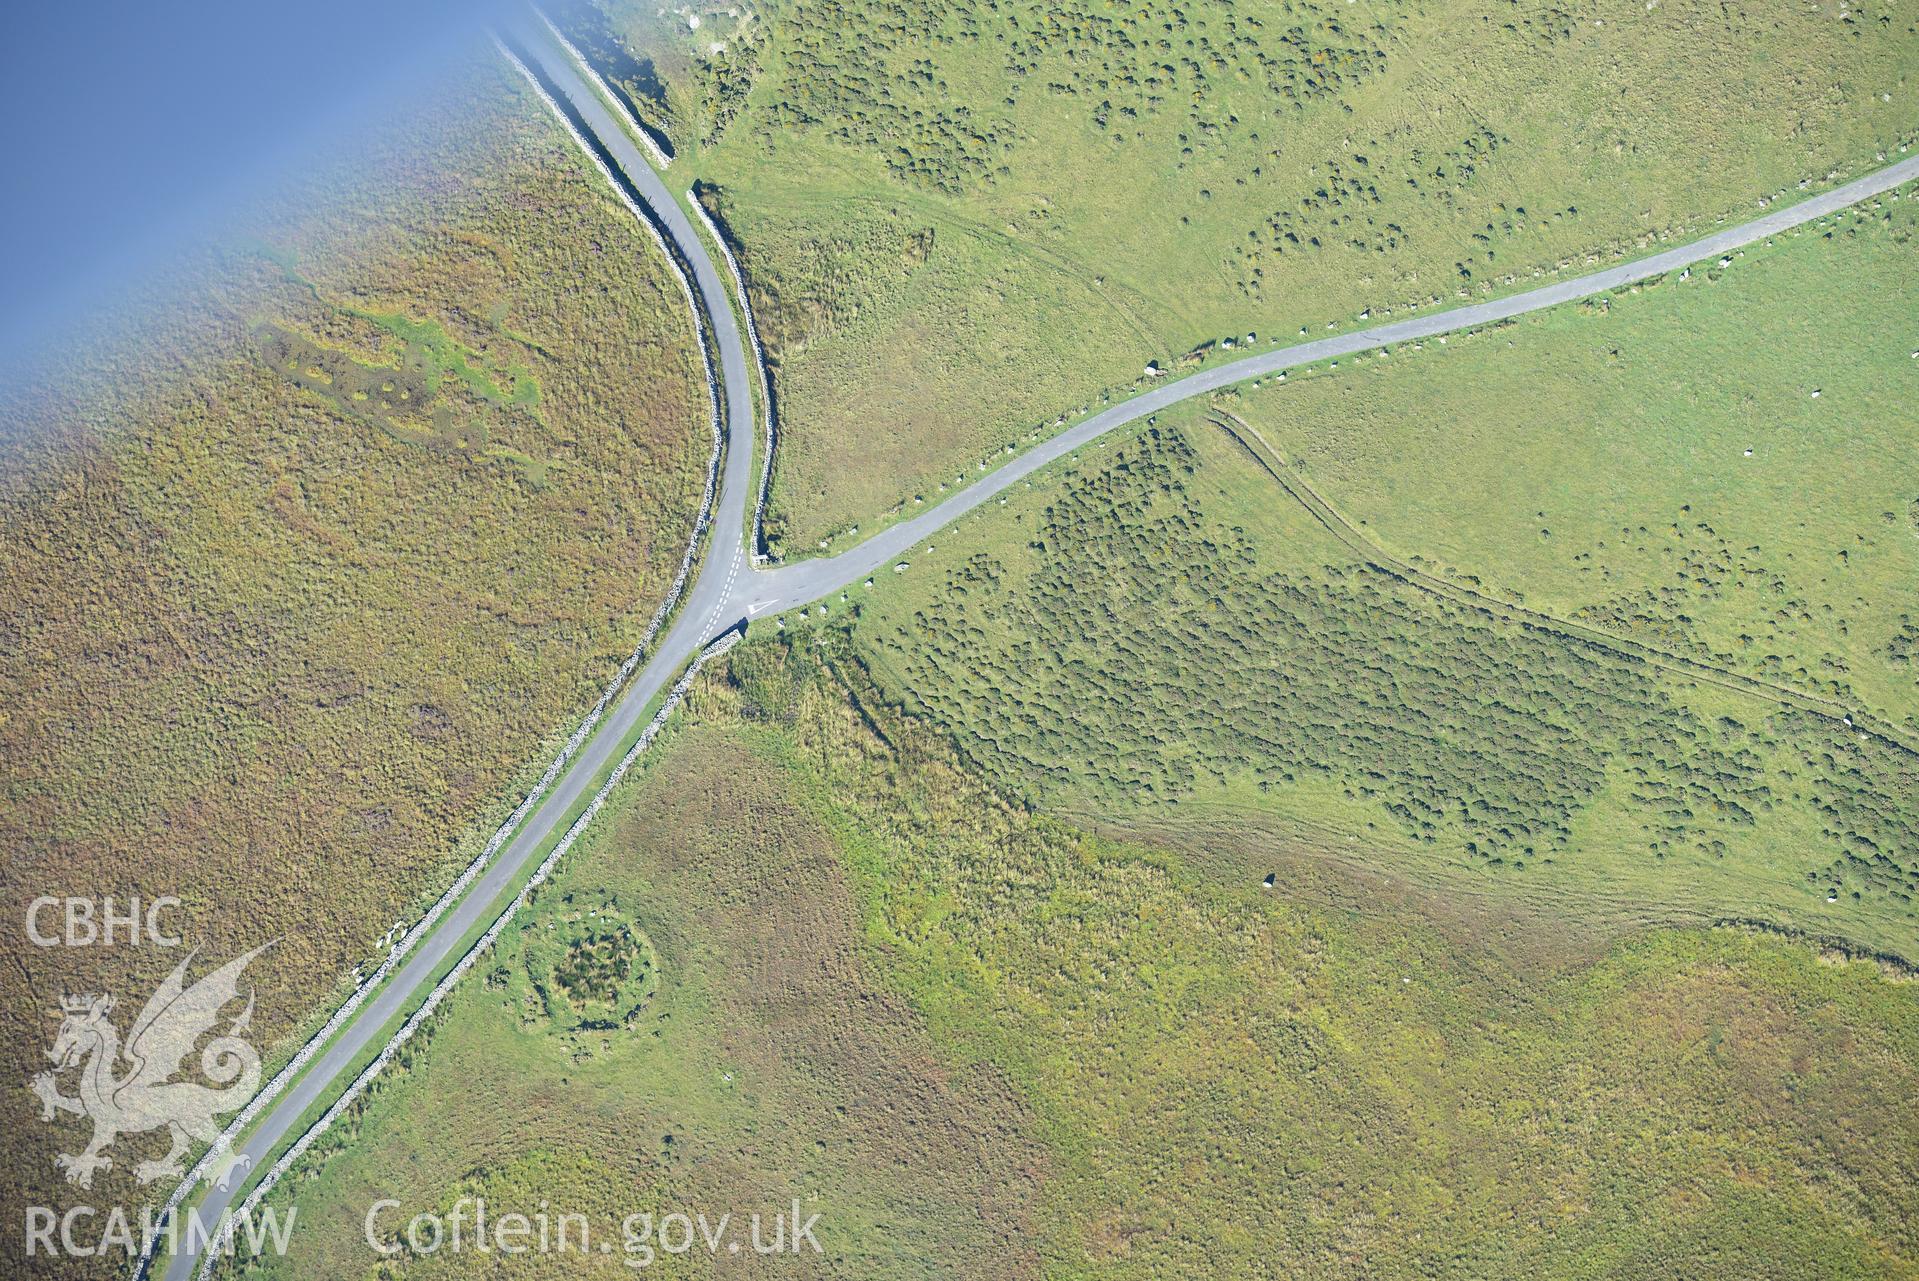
245, 633, 1918, 1279
0, 51, 706, 1230
205, 188, 1919, 1267
852, 184, 1919, 960
858, 413, 1919, 960
571, 0, 1915, 553
193, 20, 1919, 1271
1222, 181, 1919, 733
242, 703, 1045, 1281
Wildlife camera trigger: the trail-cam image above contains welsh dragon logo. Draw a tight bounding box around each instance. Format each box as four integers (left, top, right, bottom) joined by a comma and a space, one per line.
30, 945, 269, 1189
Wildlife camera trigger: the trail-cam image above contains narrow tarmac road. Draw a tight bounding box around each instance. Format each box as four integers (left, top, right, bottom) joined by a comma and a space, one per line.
154, 16, 760, 1278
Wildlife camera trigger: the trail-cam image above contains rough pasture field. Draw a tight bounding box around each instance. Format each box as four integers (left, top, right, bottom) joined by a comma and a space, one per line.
851, 182, 1919, 960
1223, 180, 1919, 735
245, 635, 1919, 1278
857, 414, 1919, 960
242, 707, 1046, 1281
0, 53, 707, 1243
576, 0, 1916, 553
